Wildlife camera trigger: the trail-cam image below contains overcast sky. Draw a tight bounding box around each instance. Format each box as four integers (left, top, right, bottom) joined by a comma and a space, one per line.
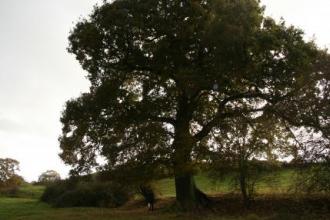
0, 0, 329, 182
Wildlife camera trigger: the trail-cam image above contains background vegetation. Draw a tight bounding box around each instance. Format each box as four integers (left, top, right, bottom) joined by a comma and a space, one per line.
0, 166, 329, 219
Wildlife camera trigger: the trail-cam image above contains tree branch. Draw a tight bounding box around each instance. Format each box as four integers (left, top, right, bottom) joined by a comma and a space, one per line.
148, 116, 176, 125
194, 105, 270, 141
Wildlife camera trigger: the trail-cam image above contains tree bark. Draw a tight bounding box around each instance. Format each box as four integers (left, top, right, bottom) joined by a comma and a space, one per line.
172, 121, 210, 210
175, 173, 197, 210
173, 130, 200, 210
172, 94, 210, 210
239, 174, 250, 208
239, 161, 250, 209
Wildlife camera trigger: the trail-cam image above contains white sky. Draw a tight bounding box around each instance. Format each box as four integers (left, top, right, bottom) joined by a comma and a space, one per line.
0, 0, 329, 182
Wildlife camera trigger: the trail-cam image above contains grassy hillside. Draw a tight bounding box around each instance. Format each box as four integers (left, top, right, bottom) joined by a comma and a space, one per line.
15, 184, 45, 199
156, 168, 296, 197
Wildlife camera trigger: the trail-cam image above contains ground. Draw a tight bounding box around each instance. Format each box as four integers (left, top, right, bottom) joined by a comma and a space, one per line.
0, 169, 329, 220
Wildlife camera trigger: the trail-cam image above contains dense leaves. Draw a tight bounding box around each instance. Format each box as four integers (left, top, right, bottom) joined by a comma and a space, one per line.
41, 178, 131, 208
0, 158, 22, 188
60, 0, 330, 208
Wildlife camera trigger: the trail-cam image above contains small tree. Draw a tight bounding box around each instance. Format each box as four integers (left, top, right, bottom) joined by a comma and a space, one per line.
208, 117, 286, 207
292, 132, 330, 194
0, 158, 23, 188
38, 170, 61, 184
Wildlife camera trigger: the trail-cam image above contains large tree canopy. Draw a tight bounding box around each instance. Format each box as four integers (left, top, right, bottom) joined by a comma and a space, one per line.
60, 0, 330, 209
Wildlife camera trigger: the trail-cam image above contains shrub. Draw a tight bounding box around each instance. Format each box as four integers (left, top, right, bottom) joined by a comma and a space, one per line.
41, 179, 131, 208
0, 174, 25, 198
41, 180, 73, 204
0, 186, 19, 197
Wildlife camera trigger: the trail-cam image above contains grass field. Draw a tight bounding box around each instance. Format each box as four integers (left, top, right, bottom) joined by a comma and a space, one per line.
0, 169, 329, 220
156, 169, 295, 197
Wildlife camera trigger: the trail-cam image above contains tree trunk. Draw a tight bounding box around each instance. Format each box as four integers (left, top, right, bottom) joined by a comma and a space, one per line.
174, 173, 211, 211
172, 128, 211, 210
173, 135, 200, 210
239, 161, 250, 208
239, 174, 250, 208
175, 173, 197, 210
172, 95, 210, 210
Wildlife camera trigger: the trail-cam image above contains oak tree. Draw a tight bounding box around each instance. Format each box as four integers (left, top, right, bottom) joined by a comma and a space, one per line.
60, 0, 330, 209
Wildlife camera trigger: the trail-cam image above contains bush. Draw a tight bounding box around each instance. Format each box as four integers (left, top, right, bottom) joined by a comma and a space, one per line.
0, 175, 25, 198
41, 180, 73, 204
0, 186, 19, 197
0, 174, 25, 189
41, 179, 131, 208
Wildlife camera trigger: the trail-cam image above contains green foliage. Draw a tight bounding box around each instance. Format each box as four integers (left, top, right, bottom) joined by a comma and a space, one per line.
0, 158, 23, 188
60, 0, 330, 207
0, 158, 25, 198
205, 116, 285, 207
41, 179, 131, 208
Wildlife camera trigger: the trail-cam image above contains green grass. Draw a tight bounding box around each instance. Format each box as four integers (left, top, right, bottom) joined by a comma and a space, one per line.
156, 174, 236, 197
0, 197, 258, 220
156, 169, 296, 197
0, 168, 328, 220
0, 196, 326, 220
0, 197, 50, 219
255, 169, 296, 194
16, 184, 45, 199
